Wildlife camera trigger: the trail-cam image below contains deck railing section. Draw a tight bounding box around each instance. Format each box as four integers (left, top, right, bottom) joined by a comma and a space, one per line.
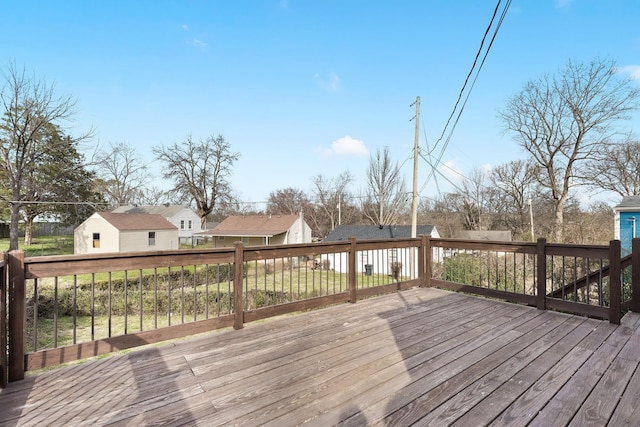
354, 238, 423, 297
429, 238, 538, 306
239, 240, 352, 324
3, 237, 426, 383
542, 240, 620, 323
0, 253, 7, 389
17, 248, 238, 377
2, 235, 640, 386
428, 238, 625, 323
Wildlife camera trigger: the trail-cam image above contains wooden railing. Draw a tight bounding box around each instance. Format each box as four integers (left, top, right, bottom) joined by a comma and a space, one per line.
0, 253, 7, 389
1, 235, 639, 386
430, 238, 633, 324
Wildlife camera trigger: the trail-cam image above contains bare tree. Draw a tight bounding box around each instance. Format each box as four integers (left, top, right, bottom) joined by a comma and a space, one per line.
490, 160, 538, 239
138, 185, 171, 206
153, 134, 239, 228
310, 171, 354, 237
362, 147, 408, 226
0, 62, 93, 250
422, 194, 462, 238
563, 201, 614, 245
266, 187, 312, 215
450, 167, 497, 231
585, 135, 640, 197
499, 58, 640, 242
92, 141, 150, 207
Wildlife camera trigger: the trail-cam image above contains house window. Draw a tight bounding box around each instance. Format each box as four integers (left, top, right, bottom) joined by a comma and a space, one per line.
242, 237, 249, 244
188, 220, 192, 230
219, 236, 225, 241
180, 220, 185, 230
148, 231, 156, 246
92, 233, 100, 248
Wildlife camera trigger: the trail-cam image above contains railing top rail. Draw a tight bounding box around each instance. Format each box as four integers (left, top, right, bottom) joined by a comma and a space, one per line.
242, 240, 352, 261
431, 238, 537, 253
355, 238, 422, 250
22, 247, 236, 278
545, 243, 609, 258
23, 246, 236, 264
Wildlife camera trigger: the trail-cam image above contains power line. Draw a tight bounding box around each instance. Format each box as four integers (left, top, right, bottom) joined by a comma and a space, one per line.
421, 0, 511, 196
432, 0, 508, 152
0, 200, 110, 206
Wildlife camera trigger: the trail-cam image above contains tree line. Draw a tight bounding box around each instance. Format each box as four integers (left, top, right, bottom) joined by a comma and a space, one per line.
1, 57, 638, 250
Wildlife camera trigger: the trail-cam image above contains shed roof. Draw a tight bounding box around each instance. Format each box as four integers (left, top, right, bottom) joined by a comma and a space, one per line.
323, 224, 437, 242
614, 196, 640, 210
98, 212, 177, 231
112, 205, 191, 217
200, 214, 300, 237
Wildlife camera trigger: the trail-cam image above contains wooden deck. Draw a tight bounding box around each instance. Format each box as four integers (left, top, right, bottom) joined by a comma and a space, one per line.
2, 287, 640, 426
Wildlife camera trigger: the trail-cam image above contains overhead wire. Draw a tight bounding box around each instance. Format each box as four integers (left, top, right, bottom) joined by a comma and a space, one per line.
419, 0, 511, 198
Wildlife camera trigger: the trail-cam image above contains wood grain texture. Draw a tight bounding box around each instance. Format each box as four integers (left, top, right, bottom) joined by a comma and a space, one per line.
1, 287, 640, 426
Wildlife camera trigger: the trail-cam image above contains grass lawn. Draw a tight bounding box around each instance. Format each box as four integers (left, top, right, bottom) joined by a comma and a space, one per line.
0, 235, 74, 257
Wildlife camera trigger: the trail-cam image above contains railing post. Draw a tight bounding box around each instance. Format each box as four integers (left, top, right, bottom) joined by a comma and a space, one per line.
632, 238, 640, 313
609, 240, 621, 325
536, 238, 546, 311
422, 234, 432, 288
233, 242, 244, 330
1, 252, 7, 388
8, 250, 25, 382
349, 237, 357, 303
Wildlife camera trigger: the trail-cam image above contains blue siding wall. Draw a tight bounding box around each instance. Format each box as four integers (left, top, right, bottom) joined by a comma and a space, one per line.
619, 211, 639, 255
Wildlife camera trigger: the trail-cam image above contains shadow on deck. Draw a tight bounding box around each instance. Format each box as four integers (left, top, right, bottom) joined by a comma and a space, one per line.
1, 287, 640, 426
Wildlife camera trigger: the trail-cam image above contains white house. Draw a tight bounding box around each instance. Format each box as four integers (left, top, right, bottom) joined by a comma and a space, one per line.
111, 205, 202, 244
74, 212, 178, 254
320, 224, 440, 277
199, 213, 312, 248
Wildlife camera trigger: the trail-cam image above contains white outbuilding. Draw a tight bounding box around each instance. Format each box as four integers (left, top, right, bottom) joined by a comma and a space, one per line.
74, 212, 179, 254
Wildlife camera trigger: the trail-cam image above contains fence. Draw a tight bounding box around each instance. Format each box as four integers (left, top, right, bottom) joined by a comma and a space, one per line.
1, 236, 639, 387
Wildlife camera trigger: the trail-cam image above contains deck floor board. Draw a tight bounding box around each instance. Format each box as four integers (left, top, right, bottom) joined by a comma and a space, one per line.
2, 287, 640, 426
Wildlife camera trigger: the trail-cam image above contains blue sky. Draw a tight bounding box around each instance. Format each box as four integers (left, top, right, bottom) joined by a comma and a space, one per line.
2, 0, 640, 207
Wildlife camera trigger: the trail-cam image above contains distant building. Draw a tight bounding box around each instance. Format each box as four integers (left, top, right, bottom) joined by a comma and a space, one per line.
74, 212, 178, 254
321, 224, 440, 277
452, 230, 512, 241
112, 205, 202, 244
614, 196, 640, 255
199, 213, 312, 248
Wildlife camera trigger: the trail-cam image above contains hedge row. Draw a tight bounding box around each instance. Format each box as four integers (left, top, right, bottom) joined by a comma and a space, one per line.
26, 286, 324, 318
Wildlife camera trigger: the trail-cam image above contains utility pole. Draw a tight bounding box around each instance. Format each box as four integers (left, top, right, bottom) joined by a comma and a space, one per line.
410, 96, 420, 238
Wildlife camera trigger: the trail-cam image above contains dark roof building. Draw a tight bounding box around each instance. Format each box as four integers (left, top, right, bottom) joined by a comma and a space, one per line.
323, 224, 439, 242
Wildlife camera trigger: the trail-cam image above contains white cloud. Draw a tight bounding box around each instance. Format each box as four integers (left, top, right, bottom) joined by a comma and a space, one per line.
317, 135, 369, 158
556, 0, 573, 8
480, 163, 492, 174
181, 24, 189, 31
313, 72, 342, 92
192, 39, 208, 51
618, 65, 640, 80
440, 159, 465, 184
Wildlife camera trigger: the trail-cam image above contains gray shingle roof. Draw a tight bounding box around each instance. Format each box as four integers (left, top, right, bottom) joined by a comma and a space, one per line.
323, 225, 437, 242
614, 196, 640, 209
200, 215, 299, 237
112, 205, 188, 217
98, 212, 177, 231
